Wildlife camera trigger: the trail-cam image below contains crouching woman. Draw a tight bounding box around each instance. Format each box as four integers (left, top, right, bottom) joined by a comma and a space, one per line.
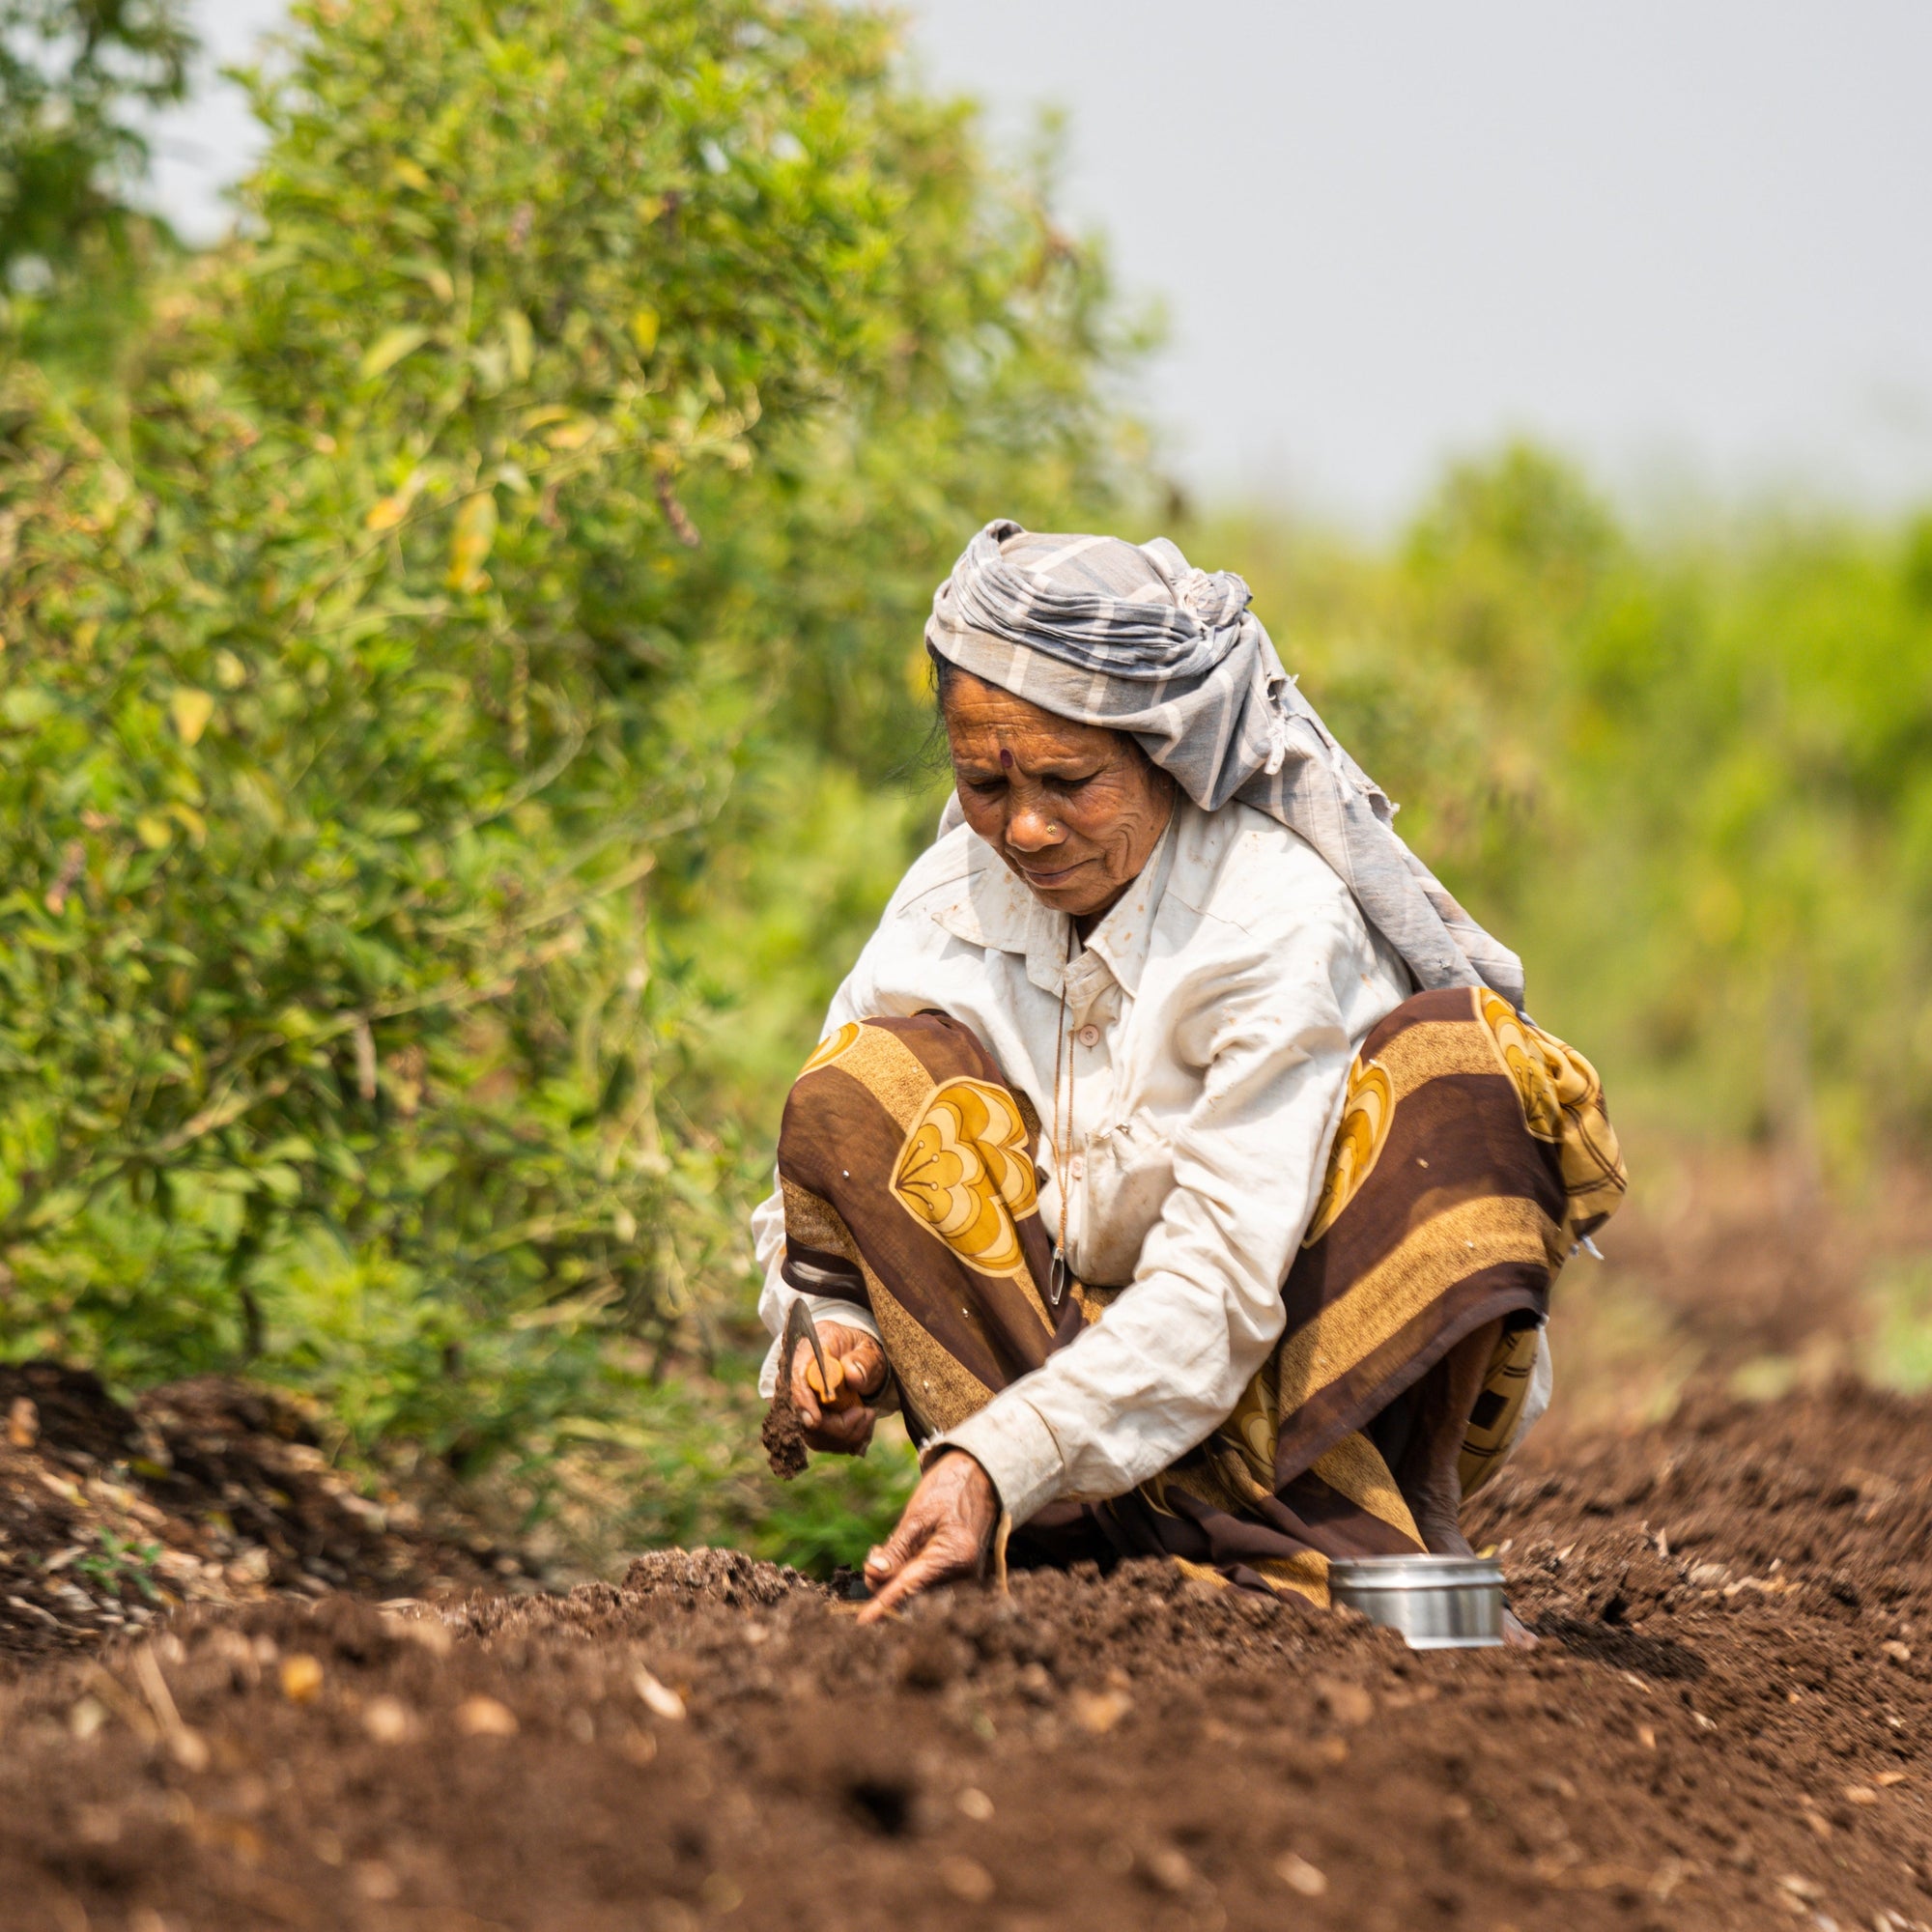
752, 523, 1624, 1634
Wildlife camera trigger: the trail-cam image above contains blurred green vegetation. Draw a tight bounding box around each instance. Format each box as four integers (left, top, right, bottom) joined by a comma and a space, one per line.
0, 0, 1926, 1576
0, 0, 1133, 1562
1208, 456, 1932, 1170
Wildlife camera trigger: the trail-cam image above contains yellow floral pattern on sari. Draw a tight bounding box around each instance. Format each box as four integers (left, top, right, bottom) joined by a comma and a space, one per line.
1301, 1056, 1394, 1248
798, 1020, 864, 1078
1475, 991, 1627, 1237
890, 1077, 1039, 1281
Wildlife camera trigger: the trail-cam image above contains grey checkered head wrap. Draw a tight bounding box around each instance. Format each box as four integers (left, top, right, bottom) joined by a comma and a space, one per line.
926, 520, 1524, 1008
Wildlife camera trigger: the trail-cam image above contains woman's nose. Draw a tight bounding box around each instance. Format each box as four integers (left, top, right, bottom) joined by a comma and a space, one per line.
1005, 801, 1064, 853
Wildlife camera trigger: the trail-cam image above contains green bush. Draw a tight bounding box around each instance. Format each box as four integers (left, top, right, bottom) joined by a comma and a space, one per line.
0, 0, 1143, 1513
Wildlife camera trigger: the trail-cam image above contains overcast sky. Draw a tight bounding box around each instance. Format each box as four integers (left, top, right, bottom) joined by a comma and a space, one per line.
154, 1, 1932, 525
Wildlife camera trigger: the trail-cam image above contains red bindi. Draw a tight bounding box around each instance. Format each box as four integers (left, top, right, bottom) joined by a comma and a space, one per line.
999, 748, 1013, 768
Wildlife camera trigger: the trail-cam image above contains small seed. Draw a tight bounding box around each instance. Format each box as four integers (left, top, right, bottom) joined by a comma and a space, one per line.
455, 1695, 518, 1738
1275, 1852, 1328, 1897
956, 1787, 994, 1821
362, 1695, 412, 1745
633, 1667, 686, 1721
1068, 1688, 1131, 1735
279, 1654, 324, 1703
698, 1875, 742, 1912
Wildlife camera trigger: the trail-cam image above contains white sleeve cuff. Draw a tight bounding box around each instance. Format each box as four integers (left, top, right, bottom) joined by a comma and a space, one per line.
925, 1392, 1066, 1525
755, 1295, 882, 1398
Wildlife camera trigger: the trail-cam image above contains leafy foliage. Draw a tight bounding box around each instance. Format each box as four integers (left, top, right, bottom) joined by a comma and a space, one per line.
1210, 447, 1932, 1168
0, 0, 1143, 1494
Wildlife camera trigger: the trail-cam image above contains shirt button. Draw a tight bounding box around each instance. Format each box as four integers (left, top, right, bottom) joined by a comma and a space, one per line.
1076, 1024, 1101, 1047
1067, 1153, 1085, 1180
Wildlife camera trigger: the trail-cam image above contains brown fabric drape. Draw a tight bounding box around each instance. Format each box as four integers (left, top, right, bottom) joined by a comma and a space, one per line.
775, 987, 1623, 1605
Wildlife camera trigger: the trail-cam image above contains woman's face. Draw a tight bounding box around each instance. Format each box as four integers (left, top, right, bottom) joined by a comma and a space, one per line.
943, 670, 1175, 923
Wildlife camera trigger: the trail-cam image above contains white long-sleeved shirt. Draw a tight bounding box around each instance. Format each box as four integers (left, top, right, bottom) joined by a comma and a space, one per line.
753, 795, 1416, 1525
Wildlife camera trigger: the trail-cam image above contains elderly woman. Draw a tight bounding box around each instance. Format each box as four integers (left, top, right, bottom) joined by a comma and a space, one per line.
753, 523, 1624, 1629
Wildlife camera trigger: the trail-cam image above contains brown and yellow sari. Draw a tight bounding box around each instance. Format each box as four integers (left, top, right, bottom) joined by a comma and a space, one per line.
774, 985, 1624, 1605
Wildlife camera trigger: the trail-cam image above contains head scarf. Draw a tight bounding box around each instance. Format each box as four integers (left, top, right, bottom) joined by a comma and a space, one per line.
925, 521, 1525, 1009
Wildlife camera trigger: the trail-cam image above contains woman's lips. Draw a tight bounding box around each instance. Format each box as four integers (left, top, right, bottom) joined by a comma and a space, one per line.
1014, 857, 1089, 888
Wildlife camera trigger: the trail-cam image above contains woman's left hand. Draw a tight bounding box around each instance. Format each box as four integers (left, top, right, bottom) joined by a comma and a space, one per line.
788, 1320, 886, 1456
856, 1451, 999, 1623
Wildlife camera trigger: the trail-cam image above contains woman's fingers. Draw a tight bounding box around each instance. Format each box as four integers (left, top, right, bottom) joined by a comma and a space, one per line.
787, 1320, 885, 1423
802, 1403, 875, 1455
857, 1527, 979, 1623
863, 1494, 934, 1588
841, 1336, 887, 1397
855, 1453, 998, 1623
779, 1317, 889, 1457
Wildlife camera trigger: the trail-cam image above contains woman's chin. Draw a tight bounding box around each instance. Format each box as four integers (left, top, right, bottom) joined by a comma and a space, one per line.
1020, 874, 1101, 912
1002, 850, 1124, 918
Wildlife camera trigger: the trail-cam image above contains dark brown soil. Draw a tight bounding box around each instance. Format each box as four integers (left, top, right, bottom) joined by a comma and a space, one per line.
1, 1382, 1928, 1931
0, 1362, 525, 1665
760, 1376, 809, 1480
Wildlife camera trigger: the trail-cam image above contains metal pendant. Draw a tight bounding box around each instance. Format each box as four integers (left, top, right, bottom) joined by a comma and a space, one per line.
1047, 1249, 1068, 1310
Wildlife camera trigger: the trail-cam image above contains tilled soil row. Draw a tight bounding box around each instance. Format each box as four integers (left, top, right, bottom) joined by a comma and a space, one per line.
0, 1362, 527, 1664
1, 1383, 1929, 1932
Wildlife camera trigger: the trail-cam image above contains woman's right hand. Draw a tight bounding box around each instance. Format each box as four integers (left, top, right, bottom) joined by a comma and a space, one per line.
788, 1319, 888, 1455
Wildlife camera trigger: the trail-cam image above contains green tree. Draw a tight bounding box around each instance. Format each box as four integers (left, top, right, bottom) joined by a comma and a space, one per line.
0, 0, 1144, 1491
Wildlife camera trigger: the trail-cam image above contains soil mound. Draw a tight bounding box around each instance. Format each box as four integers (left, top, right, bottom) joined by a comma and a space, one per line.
1, 1381, 1928, 1930
0, 1362, 522, 1665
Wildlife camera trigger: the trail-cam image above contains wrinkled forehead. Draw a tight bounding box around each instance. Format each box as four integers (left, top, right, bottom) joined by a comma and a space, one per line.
997, 530, 1176, 605
941, 670, 1131, 763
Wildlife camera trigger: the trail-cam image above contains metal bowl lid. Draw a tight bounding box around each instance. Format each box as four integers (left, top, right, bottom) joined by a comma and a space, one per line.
1327, 1554, 1505, 1589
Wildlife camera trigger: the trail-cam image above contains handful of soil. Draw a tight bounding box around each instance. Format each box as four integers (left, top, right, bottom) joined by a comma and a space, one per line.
761, 1345, 850, 1480
761, 1377, 810, 1480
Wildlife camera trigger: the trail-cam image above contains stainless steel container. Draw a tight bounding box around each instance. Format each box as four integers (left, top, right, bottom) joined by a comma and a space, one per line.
1327, 1554, 1506, 1649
